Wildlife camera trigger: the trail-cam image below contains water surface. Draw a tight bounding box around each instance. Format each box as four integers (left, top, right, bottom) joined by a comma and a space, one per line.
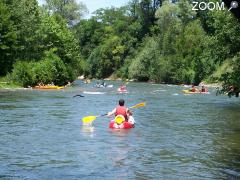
1, 81, 240, 179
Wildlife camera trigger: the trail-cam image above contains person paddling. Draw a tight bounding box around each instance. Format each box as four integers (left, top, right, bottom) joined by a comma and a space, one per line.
107, 99, 132, 122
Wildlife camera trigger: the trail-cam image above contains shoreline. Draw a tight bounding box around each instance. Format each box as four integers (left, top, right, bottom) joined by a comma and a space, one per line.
0, 77, 222, 90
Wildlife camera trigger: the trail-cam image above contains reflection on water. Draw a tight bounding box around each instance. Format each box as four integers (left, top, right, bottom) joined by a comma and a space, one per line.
81, 125, 95, 135
1, 81, 240, 179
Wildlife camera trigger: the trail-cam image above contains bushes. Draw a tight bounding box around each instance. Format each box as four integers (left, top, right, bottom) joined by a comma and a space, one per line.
11, 50, 74, 87
221, 53, 240, 92
11, 61, 35, 87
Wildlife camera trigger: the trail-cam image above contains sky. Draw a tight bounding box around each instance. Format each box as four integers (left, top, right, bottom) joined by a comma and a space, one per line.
37, 0, 130, 18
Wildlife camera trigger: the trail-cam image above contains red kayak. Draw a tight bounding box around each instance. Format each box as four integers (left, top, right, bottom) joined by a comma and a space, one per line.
109, 120, 134, 129
109, 116, 135, 129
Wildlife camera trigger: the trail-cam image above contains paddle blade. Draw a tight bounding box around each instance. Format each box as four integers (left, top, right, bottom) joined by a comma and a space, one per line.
82, 116, 97, 123
130, 102, 146, 109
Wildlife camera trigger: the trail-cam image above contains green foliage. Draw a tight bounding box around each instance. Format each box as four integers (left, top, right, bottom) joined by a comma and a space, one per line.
33, 49, 70, 86
45, 0, 88, 25
221, 53, 240, 92
11, 61, 35, 87
73, 19, 105, 59
37, 13, 82, 75
11, 49, 74, 87
10, 0, 41, 61
0, 1, 17, 75
87, 35, 125, 78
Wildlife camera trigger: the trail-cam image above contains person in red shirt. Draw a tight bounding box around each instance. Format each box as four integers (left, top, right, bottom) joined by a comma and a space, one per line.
107, 99, 132, 121
120, 85, 127, 91
201, 86, 208, 92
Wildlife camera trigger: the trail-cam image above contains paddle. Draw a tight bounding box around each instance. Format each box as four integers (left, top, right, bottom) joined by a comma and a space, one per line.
82, 102, 146, 124
73, 94, 84, 98
129, 102, 146, 108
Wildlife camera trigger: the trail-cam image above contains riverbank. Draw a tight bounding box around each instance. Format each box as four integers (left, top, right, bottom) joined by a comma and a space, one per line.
0, 74, 222, 90
0, 77, 21, 89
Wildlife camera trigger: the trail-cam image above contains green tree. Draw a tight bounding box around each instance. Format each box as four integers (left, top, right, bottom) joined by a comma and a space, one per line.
37, 13, 83, 75
0, 1, 17, 75
10, 0, 41, 61
45, 0, 88, 25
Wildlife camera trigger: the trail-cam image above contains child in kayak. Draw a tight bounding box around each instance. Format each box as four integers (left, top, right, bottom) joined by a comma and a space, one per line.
107, 99, 132, 121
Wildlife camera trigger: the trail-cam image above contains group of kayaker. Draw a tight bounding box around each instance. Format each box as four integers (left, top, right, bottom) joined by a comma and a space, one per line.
189, 85, 208, 93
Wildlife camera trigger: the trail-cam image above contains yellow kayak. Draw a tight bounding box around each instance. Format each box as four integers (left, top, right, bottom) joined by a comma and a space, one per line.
33, 85, 64, 90
182, 90, 210, 94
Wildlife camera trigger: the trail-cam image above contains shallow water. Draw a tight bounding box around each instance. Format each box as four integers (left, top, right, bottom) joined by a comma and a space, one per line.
1, 81, 240, 179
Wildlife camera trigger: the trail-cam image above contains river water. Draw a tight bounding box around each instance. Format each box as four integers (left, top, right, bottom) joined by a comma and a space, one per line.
1, 81, 240, 179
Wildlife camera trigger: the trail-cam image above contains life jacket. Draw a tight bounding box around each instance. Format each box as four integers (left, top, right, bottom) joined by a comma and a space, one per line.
120, 86, 126, 91
115, 106, 127, 120
191, 88, 196, 92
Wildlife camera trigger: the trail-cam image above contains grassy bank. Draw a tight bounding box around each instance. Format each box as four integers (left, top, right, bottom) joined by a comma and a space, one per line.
0, 76, 21, 89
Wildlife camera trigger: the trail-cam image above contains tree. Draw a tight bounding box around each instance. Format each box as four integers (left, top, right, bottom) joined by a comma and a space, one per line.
45, 0, 88, 25
37, 13, 83, 75
0, 1, 17, 75
10, 0, 41, 61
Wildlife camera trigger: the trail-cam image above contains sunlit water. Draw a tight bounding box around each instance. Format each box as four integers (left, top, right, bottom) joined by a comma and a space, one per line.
1, 81, 240, 179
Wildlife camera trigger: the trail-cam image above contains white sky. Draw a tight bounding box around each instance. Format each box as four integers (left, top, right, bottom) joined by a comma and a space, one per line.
37, 0, 130, 18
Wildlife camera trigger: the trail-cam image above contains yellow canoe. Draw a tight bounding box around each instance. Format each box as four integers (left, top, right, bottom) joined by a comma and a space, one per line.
33, 85, 64, 90
182, 90, 210, 94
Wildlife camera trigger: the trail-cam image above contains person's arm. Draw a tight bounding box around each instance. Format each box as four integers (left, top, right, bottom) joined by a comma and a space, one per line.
107, 108, 116, 117
127, 108, 132, 116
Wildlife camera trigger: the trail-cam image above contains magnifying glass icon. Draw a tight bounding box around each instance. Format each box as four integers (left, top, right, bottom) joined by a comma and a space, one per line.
228, 1, 239, 11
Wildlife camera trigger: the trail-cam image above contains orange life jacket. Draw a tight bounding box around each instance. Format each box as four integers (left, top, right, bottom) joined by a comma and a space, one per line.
115, 106, 127, 120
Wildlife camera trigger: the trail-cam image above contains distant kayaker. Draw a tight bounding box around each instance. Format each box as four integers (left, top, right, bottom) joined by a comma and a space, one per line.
190, 85, 198, 92
119, 85, 126, 91
107, 99, 132, 121
228, 85, 239, 97
200, 86, 208, 92
101, 81, 106, 87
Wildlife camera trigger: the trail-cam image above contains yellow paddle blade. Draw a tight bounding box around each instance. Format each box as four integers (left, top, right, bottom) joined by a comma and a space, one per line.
82, 116, 97, 123
130, 102, 146, 109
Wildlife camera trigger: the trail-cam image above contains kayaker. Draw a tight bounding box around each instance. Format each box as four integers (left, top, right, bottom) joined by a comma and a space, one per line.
190, 85, 198, 92
101, 81, 106, 87
119, 85, 126, 91
200, 86, 208, 92
228, 85, 239, 97
107, 99, 132, 121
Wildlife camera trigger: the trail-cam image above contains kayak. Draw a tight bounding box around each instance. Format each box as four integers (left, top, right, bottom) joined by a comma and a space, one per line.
182, 90, 210, 94
83, 91, 105, 95
117, 88, 128, 93
95, 84, 106, 88
109, 116, 135, 129
33, 85, 64, 90
107, 85, 114, 88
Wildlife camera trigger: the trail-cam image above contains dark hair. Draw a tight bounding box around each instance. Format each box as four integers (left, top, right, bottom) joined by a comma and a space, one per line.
119, 99, 125, 106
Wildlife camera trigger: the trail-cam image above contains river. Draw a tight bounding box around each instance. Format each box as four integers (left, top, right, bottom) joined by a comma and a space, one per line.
1, 81, 240, 179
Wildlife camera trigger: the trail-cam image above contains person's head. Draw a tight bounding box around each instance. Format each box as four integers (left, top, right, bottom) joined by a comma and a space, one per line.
119, 99, 125, 106
202, 86, 205, 89
192, 85, 195, 88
